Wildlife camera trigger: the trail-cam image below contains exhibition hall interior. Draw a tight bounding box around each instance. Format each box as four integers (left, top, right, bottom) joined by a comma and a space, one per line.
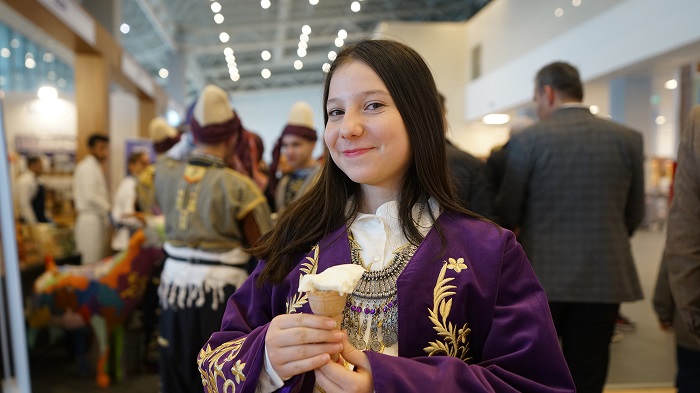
1, 0, 699, 392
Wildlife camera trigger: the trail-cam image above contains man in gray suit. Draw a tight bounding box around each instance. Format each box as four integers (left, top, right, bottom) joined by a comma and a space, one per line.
497, 62, 645, 393
666, 104, 700, 345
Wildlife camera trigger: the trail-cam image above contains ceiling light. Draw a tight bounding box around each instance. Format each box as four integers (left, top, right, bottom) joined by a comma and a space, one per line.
328, 51, 337, 61
224, 47, 233, 56
1, 48, 10, 58
214, 14, 224, 24
227, 61, 237, 68
300, 34, 309, 43
338, 29, 347, 39
10, 39, 19, 49
166, 110, 181, 127
572, 0, 581, 6
261, 0, 271, 9
482, 113, 510, 125
219, 32, 230, 43
554, 8, 564, 17
261, 69, 271, 79
297, 48, 307, 57
43, 53, 55, 62
231, 74, 240, 82
335, 37, 344, 47
322, 63, 331, 73
294, 60, 303, 70
309, 0, 319, 4
159, 68, 169, 78
261, 50, 271, 61
302, 25, 312, 35
298, 42, 308, 50
120, 23, 130, 34
211, 2, 221, 12
664, 79, 678, 90
225, 54, 235, 63
38, 86, 58, 100
655, 116, 666, 125
351, 1, 360, 12
589, 105, 600, 115
25, 58, 36, 69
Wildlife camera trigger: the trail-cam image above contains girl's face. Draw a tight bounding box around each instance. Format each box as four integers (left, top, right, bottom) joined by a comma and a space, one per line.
324, 60, 412, 194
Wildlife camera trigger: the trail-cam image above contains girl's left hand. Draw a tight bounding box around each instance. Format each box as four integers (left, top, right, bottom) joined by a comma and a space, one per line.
314, 332, 374, 393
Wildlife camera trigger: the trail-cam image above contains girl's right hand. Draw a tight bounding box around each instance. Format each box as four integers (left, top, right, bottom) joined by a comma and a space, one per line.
265, 313, 345, 380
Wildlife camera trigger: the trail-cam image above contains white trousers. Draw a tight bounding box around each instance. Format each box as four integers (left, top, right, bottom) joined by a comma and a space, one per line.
74, 212, 109, 264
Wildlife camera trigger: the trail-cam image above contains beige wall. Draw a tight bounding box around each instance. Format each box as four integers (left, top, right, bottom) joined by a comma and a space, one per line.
374, 21, 508, 157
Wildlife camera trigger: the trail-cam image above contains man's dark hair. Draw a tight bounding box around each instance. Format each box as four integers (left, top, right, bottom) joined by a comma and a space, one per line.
27, 156, 41, 166
87, 133, 109, 148
535, 61, 584, 101
127, 151, 147, 165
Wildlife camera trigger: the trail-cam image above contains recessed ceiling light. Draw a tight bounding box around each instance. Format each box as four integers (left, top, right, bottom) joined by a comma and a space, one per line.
482, 114, 510, 125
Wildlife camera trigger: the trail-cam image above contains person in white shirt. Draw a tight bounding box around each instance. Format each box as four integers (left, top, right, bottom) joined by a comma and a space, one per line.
111, 150, 150, 251
17, 156, 50, 224
73, 134, 111, 264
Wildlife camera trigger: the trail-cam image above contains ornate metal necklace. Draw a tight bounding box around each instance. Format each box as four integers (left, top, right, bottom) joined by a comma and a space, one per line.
342, 237, 417, 353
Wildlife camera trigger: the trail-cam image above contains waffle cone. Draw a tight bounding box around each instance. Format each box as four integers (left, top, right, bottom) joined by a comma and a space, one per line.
307, 291, 347, 327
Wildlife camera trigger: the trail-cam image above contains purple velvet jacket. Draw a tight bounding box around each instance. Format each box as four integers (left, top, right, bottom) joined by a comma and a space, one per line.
198, 211, 575, 392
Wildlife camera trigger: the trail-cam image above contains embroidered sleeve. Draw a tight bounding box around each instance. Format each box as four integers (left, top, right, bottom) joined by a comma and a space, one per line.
424, 258, 472, 363
285, 244, 320, 314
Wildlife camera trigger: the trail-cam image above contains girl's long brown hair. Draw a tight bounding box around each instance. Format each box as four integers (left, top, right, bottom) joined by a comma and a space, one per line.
251, 39, 480, 285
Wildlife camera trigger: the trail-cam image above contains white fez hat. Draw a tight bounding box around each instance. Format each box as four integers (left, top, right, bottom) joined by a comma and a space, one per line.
148, 117, 178, 142
193, 85, 235, 127
286, 101, 315, 129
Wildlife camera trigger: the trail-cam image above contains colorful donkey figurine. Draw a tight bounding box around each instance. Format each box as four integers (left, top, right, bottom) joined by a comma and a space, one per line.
29, 227, 164, 388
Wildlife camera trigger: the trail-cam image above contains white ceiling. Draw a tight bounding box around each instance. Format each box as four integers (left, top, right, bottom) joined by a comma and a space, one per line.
119, 0, 491, 99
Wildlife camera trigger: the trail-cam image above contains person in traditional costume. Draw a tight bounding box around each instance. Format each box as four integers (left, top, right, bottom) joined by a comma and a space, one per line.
135, 117, 181, 215
198, 40, 575, 393
154, 85, 273, 393
267, 101, 321, 212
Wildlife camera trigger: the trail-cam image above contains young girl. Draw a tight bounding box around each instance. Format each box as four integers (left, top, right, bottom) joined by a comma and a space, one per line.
198, 39, 575, 393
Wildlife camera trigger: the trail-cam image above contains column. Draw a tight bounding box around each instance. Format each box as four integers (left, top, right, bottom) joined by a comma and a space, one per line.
74, 53, 109, 161
609, 76, 654, 156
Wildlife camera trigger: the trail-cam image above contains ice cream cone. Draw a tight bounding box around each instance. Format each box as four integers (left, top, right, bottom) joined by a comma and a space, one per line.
308, 290, 346, 361
307, 290, 347, 328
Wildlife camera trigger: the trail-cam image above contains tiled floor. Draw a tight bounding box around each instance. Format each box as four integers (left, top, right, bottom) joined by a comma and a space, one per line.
606, 229, 676, 390
28, 229, 677, 392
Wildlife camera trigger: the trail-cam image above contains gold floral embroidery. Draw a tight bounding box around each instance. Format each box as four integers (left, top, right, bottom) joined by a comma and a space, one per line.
197, 337, 247, 393
424, 260, 472, 363
286, 244, 320, 314
446, 257, 468, 273
230, 360, 246, 384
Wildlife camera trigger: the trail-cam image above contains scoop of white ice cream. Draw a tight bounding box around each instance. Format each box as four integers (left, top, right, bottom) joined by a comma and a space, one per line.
298, 264, 365, 296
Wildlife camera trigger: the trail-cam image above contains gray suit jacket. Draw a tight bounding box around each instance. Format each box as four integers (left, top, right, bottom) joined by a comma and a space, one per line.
497, 107, 645, 303
666, 105, 700, 340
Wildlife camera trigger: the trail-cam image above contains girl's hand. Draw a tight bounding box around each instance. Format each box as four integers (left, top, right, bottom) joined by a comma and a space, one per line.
314, 332, 373, 393
265, 313, 344, 380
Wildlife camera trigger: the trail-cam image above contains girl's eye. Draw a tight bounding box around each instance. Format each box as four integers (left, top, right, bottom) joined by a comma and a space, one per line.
328, 109, 344, 117
366, 102, 384, 110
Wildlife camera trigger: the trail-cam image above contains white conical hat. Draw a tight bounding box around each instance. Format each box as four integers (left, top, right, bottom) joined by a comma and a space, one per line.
194, 85, 235, 126
286, 101, 315, 129
148, 117, 177, 142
